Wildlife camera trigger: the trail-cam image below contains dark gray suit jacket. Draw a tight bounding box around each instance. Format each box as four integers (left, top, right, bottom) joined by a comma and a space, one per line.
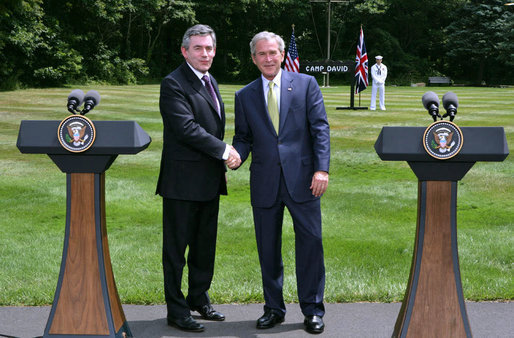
156, 62, 227, 201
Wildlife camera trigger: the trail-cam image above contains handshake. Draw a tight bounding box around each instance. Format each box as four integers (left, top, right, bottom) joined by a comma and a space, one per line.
225, 145, 241, 169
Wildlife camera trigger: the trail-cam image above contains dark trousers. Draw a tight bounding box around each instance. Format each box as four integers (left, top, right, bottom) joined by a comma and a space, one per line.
252, 173, 325, 317
162, 196, 219, 319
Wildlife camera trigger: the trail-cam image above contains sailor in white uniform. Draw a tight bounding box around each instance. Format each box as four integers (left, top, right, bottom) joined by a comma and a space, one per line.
370, 55, 387, 111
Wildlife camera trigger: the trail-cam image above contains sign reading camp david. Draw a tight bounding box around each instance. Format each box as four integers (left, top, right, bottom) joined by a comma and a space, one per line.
301, 60, 354, 73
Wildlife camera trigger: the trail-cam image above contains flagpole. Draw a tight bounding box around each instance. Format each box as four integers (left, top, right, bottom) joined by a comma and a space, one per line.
336, 24, 368, 110
310, 0, 348, 87
359, 51, 362, 106
354, 24, 367, 110
326, 0, 331, 87
285, 24, 300, 74
292, 24, 296, 71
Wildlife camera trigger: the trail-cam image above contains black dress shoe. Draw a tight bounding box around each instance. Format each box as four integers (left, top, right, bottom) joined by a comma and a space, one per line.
256, 309, 285, 329
192, 304, 226, 321
304, 315, 324, 334
167, 315, 205, 332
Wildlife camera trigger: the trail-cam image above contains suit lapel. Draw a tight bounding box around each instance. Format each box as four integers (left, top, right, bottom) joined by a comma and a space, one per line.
279, 71, 293, 134
210, 76, 225, 126
253, 78, 277, 136
181, 63, 222, 121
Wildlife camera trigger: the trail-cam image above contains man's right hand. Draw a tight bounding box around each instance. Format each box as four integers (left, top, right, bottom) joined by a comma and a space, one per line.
225, 146, 241, 169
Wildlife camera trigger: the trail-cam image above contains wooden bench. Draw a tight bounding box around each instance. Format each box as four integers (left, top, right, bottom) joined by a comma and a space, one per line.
428, 76, 451, 86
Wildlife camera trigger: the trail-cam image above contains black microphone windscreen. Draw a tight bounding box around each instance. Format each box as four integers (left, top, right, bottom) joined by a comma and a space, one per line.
68, 89, 85, 105
84, 90, 101, 105
422, 91, 439, 110
442, 92, 458, 110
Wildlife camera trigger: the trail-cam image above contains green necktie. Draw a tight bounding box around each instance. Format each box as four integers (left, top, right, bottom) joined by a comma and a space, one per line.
267, 81, 279, 134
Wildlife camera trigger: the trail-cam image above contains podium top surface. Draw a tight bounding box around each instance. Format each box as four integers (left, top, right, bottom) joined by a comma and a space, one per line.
17, 120, 151, 155
375, 126, 509, 162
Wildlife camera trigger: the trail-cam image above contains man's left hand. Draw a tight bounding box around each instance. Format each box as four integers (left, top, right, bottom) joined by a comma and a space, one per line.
310, 171, 329, 197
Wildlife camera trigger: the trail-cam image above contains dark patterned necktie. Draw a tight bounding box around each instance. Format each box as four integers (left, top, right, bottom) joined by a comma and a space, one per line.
202, 75, 220, 116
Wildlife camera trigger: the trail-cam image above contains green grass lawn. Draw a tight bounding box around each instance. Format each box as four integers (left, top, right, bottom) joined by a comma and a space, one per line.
0, 84, 512, 306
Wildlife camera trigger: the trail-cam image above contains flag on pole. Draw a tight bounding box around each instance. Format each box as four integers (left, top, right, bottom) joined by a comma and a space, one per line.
285, 27, 300, 73
355, 27, 368, 94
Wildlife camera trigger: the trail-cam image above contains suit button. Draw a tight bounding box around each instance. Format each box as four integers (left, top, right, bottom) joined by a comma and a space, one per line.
278, 141, 282, 145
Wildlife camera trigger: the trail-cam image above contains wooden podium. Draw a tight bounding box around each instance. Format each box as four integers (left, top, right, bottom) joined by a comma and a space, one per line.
375, 126, 508, 338
17, 120, 151, 338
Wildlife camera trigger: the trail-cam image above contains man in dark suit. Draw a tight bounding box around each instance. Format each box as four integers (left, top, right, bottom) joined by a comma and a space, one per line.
156, 24, 240, 333
231, 31, 330, 334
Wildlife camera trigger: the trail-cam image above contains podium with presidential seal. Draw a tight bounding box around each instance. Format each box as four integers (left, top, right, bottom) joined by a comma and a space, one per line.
16, 89, 151, 337
374, 91, 509, 338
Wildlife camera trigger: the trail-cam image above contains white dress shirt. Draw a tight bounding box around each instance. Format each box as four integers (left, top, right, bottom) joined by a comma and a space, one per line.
262, 69, 282, 113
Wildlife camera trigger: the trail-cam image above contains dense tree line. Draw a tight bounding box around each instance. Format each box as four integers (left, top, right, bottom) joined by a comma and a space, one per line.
1, 0, 513, 90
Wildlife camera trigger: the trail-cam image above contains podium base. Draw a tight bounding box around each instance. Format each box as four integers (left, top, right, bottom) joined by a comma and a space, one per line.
393, 181, 471, 338
44, 173, 131, 337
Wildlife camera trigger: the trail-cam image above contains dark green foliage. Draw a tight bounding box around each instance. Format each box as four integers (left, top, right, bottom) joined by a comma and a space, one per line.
0, 0, 513, 88
445, 0, 514, 85
0, 0, 45, 89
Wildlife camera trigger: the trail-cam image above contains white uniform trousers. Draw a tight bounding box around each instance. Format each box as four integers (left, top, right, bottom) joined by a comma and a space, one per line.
370, 83, 385, 110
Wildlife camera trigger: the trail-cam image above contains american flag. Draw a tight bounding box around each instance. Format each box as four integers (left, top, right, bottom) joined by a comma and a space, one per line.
284, 28, 300, 73
354, 27, 368, 94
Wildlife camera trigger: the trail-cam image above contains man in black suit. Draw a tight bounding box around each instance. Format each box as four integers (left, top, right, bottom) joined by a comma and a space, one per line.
156, 24, 240, 333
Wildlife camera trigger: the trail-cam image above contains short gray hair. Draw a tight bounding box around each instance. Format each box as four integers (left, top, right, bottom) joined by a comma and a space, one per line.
182, 24, 216, 50
250, 31, 285, 55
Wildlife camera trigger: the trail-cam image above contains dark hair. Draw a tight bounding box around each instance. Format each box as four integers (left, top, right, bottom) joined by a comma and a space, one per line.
182, 24, 216, 49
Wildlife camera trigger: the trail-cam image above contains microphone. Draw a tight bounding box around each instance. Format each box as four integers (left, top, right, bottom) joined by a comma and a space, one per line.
81, 90, 101, 115
442, 92, 458, 121
422, 91, 441, 122
67, 89, 85, 114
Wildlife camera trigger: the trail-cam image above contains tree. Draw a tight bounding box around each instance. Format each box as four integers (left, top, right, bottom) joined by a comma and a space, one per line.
1, 0, 513, 88
445, 0, 514, 84
350, 0, 465, 84
118, 0, 196, 78
0, 0, 66, 89
42, 0, 146, 84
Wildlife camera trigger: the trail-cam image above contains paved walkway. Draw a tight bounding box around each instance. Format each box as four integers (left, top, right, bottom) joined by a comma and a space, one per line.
1, 302, 512, 337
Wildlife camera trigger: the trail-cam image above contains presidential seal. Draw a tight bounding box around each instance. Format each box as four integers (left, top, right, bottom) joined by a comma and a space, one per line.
423, 120, 463, 160
57, 115, 96, 153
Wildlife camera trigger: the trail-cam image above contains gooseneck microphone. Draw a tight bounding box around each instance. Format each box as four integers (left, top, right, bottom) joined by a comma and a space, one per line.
67, 89, 85, 114
422, 91, 441, 122
442, 92, 458, 121
81, 90, 101, 115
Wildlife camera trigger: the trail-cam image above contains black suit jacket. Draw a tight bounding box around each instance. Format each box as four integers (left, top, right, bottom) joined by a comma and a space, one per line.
156, 62, 227, 201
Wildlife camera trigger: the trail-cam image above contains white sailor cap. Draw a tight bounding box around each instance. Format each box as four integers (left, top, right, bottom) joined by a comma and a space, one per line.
375, 55, 383, 60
